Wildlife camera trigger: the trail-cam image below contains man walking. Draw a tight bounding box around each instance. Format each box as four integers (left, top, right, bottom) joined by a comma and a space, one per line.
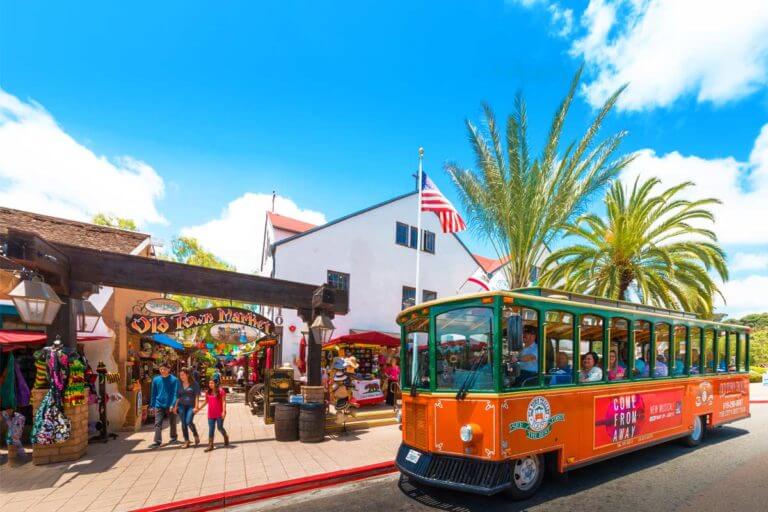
149, 361, 179, 448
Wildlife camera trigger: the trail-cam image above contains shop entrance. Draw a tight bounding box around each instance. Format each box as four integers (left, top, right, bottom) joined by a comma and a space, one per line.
1, 227, 347, 463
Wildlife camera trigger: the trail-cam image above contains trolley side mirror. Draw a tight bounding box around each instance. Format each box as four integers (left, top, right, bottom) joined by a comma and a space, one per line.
507, 315, 523, 352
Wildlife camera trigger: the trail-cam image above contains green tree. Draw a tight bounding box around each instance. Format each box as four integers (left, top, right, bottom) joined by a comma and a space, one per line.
92, 213, 138, 231
540, 177, 728, 316
730, 313, 768, 330
167, 236, 242, 311
447, 68, 633, 288
750, 329, 768, 367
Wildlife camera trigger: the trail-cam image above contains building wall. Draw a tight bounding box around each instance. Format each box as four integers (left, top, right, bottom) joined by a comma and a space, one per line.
270, 194, 481, 364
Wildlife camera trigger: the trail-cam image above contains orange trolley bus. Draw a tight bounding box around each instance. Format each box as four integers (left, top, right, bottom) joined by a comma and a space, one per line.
395, 288, 751, 499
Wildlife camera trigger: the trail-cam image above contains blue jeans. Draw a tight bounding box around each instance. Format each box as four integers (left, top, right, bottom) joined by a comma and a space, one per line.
178, 404, 198, 442
207, 417, 227, 440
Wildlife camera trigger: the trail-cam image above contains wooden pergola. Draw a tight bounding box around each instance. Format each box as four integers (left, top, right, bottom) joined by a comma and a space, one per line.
0, 227, 347, 385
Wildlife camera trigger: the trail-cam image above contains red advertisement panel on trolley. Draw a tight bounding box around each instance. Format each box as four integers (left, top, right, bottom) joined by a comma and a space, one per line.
594, 388, 684, 449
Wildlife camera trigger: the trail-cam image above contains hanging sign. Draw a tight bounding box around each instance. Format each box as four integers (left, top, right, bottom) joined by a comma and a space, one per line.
143, 298, 184, 316
128, 307, 274, 336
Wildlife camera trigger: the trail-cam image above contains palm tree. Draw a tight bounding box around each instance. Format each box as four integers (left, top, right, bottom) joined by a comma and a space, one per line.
539, 177, 728, 316
447, 68, 634, 288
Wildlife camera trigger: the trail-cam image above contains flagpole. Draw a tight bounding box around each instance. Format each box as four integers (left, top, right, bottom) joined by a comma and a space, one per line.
412, 147, 424, 389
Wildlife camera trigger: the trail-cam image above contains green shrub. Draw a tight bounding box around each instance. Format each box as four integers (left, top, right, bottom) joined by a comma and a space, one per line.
749, 371, 764, 383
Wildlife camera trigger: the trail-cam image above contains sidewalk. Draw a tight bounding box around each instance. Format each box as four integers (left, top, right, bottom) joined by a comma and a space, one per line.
751, 382, 768, 401
0, 394, 401, 512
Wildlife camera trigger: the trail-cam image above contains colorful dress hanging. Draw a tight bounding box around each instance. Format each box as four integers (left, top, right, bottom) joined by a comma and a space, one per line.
31, 390, 71, 445
34, 358, 49, 388
64, 359, 86, 406
0, 352, 17, 410
14, 358, 30, 408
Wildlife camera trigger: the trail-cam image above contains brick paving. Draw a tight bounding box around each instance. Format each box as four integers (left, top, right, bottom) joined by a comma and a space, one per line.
0, 393, 401, 512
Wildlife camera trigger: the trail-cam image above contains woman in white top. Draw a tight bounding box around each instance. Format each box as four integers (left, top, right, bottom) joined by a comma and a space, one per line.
579, 351, 603, 382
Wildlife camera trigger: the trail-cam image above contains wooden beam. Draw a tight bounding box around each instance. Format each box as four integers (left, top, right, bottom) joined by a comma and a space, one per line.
54, 243, 349, 313
1, 228, 70, 294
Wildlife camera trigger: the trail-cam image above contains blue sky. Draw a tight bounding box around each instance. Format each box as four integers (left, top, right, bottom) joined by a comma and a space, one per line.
1, 1, 767, 316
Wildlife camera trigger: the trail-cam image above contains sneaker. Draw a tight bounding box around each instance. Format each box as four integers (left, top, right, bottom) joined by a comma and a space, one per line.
149, 442, 161, 449
167, 438, 180, 445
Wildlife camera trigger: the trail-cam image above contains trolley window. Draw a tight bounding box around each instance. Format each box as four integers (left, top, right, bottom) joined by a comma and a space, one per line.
435, 307, 494, 391
545, 311, 574, 386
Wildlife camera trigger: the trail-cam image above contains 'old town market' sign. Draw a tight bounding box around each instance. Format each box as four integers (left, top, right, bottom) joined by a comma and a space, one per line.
128, 307, 274, 336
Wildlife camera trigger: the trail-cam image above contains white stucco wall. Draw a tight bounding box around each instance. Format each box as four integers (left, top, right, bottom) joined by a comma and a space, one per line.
269, 193, 483, 364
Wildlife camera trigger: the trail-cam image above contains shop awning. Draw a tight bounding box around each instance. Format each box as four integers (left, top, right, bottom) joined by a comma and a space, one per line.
152, 334, 184, 350
0, 330, 108, 351
324, 330, 400, 349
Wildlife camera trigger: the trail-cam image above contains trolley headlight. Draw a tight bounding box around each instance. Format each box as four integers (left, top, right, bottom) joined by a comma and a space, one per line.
459, 424, 473, 443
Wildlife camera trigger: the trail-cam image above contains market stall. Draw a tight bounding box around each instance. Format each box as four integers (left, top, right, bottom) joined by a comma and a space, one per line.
322, 331, 399, 407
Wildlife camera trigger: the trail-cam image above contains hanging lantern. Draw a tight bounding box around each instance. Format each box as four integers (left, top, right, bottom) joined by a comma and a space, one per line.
310, 313, 335, 345
73, 298, 102, 333
8, 276, 63, 325
206, 342, 214, 350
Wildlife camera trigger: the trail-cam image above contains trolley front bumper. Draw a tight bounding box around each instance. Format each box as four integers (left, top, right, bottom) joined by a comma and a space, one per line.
395, 443, 511, 496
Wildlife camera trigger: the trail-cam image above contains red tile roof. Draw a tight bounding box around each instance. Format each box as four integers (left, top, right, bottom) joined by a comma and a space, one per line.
473, 254, 507, 273
267, 212, 317, 234
0, 207, 150, 254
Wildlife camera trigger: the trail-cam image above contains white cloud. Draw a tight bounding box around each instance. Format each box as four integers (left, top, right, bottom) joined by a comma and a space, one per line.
571, 0, 768, 110
508, 0, 574, 38
622, 122, 768, 245
730, 253, 768, 272
548, 4, 574, 38
181, 193, 326, 273
0, 89, 166, 226
715, 274, 768, 317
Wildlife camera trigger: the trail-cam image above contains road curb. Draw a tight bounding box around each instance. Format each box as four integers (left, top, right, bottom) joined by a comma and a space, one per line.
132, 461, 397, 512
750, 400, 768, 404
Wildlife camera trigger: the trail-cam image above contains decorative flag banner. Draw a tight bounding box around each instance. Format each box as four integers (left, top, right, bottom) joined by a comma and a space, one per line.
465, 267, 491, 291
420, 172, 466, 233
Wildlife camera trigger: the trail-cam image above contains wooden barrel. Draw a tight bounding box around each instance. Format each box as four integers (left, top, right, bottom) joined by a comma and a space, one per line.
299, 403, 325, 443
274, 403, 300, 442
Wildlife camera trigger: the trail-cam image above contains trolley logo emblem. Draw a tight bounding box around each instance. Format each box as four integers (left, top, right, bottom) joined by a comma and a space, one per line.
509, 396, 564, 440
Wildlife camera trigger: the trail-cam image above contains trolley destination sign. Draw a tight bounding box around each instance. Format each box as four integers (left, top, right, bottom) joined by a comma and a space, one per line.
128, 306, 274, 336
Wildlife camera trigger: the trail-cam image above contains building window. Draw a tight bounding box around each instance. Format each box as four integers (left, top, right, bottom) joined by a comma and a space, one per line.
422, 230, 435, 254
402, 286, 416, 310
396, 221, 425, 250
529, 266, 539, 285
396, 222, 409, 247
422, 290, 437, 302
327, 270, 350, 292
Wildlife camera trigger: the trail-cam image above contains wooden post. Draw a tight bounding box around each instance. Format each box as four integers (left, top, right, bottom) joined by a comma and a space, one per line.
46, 297, 77, 349
307, 309, 322, 386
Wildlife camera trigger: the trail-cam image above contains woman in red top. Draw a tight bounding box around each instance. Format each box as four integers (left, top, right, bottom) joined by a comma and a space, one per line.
195, 373, 229, 452
384, 358, 400, 406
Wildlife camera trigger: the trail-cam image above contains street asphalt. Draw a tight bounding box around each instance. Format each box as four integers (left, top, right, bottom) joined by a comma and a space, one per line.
235, 404, 768, 512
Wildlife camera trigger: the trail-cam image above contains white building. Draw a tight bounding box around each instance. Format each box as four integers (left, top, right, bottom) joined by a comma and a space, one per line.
262, 191, 492, 365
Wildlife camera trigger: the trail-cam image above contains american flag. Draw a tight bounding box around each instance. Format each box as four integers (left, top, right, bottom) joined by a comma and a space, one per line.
420, 172, 466, 233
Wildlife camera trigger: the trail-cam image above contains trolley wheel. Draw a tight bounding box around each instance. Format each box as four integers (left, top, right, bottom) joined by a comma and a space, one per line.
247, 383, 265, 414
682, 415, 705, 447
504, 454, 545, 500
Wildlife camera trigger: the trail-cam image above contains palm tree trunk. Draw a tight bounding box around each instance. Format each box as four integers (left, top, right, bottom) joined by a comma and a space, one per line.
618, 269, 633, 301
